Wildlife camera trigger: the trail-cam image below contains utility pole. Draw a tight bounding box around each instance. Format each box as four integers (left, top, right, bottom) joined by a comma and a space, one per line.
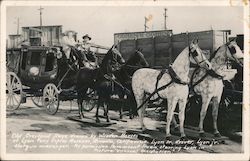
163, 8, 168, 30
144, 17, 149, 32
38, 6, 44, 28
16, 17, 20, 34
14, 17, 20, 34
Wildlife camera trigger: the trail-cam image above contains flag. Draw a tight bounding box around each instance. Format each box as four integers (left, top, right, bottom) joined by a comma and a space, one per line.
145, 14, 153, 22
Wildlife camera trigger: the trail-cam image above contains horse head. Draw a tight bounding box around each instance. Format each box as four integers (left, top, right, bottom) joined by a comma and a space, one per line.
189, 39, 212, 70
225, 38, 243, 66
131, 48, 149, 67
100, 45, 125, 74
110, 44, 125, 65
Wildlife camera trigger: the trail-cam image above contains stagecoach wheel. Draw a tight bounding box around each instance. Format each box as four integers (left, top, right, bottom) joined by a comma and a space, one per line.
43, 83, 59, 115
6, 72, 22, 111
81, 89, 98, 112
81, 99, 98, 112
31, 96, 43, 107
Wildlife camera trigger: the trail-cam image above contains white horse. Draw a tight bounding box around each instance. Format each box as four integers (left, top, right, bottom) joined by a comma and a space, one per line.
191, 39, 243, 137
132, 40, 212, 139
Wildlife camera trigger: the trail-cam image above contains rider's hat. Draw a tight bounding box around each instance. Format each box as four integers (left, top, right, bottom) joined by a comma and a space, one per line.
64, 30, 77, 36
82, 34, 92, 40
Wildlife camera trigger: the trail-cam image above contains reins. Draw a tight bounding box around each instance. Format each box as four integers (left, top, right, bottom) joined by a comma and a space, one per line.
134, 47, 204, 112
189, 44, 238, 91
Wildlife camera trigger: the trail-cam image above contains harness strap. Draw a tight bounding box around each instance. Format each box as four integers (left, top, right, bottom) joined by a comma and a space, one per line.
190, 68, 223, 93
135, 79, 174, 112
207, 70, 223, 79
168, 66, 189, 85
155, 69, 167, 99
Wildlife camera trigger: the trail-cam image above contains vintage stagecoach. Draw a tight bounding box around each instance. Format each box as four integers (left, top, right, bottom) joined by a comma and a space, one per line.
6, 43, 108, 114
6, 45, 65, 111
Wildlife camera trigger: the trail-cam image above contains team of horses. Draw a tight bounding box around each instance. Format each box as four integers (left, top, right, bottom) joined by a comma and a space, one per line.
63, 39, 243, 140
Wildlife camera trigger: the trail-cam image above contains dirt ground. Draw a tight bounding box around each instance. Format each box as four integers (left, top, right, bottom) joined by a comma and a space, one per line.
6, 99, 242, 154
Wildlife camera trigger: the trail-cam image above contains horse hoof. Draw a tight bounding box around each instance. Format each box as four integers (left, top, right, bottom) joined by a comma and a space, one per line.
106, 119, 110, 123
165, 136, 171, 141
96, 119, 100, 123
214, 132, 221, 138
199, 132, 206, 138
174, 126, 180, 131
180, 136, 188, 141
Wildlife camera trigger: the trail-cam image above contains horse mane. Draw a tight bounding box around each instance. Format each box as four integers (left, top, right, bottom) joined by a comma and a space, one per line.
100, 47, 113, 67
209, 45, 225, 61
125, 51, 139, 65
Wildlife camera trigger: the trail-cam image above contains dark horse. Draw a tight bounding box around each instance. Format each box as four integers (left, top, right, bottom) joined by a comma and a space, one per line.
95, 49, 149, 123
76, 45, 125, 119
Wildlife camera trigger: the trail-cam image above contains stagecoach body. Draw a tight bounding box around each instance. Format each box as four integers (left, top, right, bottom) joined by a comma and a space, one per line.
19, 46, 58, 89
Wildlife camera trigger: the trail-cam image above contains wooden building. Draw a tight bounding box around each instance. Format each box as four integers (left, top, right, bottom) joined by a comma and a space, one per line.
8, 34, 22, 48
115, 30, 231, 67
22, 25, 63, 46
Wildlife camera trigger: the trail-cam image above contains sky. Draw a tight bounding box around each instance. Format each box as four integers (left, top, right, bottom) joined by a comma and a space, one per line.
6, 6, 243, 47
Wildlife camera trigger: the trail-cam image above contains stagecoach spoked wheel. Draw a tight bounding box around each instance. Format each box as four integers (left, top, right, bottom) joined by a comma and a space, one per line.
43, 83, 59, 115
81, 88, 98, 112
81, 99, 98, 112
6, 72, 23, 111
31, 96, 43, 108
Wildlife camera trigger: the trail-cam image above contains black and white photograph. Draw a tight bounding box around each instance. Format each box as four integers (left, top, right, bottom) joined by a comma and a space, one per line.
0, 0, 249, 160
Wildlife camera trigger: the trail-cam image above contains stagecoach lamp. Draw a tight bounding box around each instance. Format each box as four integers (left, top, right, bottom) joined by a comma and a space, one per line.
29, 67, 39, 76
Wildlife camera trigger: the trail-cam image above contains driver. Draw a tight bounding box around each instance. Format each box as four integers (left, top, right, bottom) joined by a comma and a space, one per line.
81, 34, 92, 53
79, 34, 98, 69
61, 30, 82, 67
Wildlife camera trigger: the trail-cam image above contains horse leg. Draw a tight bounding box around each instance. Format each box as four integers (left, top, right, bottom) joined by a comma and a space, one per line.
171, 116, 179, 130
77, 90, 84, 119
178, 99, 187, 138
96, 99, 102, 123
199, 96, 212, 137
104, 100, 110, 122
129, 95, 137, 119
119, 103, 123, 119
135, 93, 146, 130
211, 97, 221, 137
166, 98, 178, 139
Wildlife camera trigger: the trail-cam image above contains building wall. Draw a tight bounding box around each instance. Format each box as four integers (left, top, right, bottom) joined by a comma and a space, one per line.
8, 35, 24, 48
116, 30, 229, 67
22, 26, 62, 46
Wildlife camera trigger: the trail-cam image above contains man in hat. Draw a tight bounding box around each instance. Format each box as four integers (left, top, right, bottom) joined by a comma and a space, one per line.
82, 34, 92, 52
80, 34, 98, 68
61, 30, 78, 62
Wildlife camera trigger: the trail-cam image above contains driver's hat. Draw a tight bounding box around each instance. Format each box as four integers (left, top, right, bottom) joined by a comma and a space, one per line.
82, 34, 92, 40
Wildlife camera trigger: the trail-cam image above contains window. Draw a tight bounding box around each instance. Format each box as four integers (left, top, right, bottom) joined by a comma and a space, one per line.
56, 27, 60, 39
30, 51, 41, 65
21, 51, 27, 70
45, 52, 56, 71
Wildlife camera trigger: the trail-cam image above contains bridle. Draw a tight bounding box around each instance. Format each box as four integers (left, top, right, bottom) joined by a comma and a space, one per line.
189, 45, 209, 67
190, 43, 242, 89
226, 44, 243, 67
